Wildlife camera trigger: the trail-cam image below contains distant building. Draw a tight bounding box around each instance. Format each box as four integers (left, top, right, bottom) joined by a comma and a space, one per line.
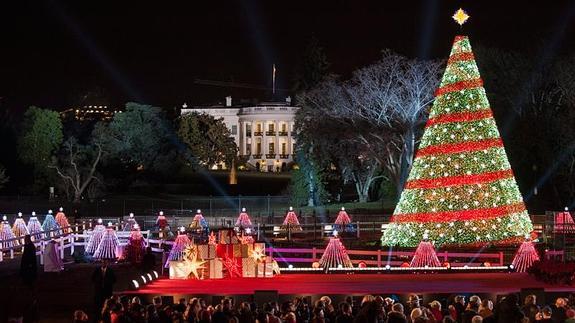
60, 105, 121, 122
181, 96, 298, 172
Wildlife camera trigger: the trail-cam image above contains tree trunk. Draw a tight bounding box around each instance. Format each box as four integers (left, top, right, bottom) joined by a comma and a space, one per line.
398, 128, 415, 197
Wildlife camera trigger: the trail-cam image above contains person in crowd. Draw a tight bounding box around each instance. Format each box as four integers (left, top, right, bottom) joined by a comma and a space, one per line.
296, 297, 312, 323
20, 234, 37, 286
321, 296, 336, 323
429, 301, 443, 322
478, 300, 493, 319
335, 302, 353, 323
175, 298, 187, 314
213, 298, 234, 323
92, 259, 117, 316
471, 315, 483, 323
521, 295, 539, 323
73, 310, 89, 323
453, 296, 466, 323
535, 306, 553, 323
551, 298, 567, 323
462, 295, 481, 323
239, 301, 256, 323
493, 294, 524, 323
565, 309, 575, 323
281, 300, 297, 323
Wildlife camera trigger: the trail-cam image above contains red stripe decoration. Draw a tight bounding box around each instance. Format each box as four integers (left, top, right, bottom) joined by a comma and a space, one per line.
416, 138, 503, 158
435, 79, 483, 97
426, 109, 493, 127
391, 202, 526, 223
405, 169, 513, 190
447, 52, 475, 64
454, 35, 467, 42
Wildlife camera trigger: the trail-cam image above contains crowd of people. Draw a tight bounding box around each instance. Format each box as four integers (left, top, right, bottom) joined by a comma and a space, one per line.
76, 292, 575, 323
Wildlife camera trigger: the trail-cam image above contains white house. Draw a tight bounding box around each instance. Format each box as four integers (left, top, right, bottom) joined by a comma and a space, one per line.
181, 96, 298, 172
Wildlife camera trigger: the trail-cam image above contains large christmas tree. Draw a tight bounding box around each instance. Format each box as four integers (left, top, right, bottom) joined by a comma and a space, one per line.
382, 19, 533, 247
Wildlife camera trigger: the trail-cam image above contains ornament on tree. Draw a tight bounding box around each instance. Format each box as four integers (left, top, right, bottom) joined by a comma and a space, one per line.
42, 210, 62, 237
0, 216, 18, 249
85, 219, 106, 254
165, 227, 194, 267
156, 211, 168, 229
55, 207, 72, 233
190, 209, 209, 232
282, 206, 302, 231
93, 223, 120, 260
319, 232, 353, 269
27, 212, 44, 241
554, 207, 575, 233
381, 20, 533, 247
410, 236, 442, 267
334, 207, 354, 232
511, 239, 540, 273
235, 208, 252, 229
125, 224, 147, 264
123, 212, 139, 231
12, 212, 29, 238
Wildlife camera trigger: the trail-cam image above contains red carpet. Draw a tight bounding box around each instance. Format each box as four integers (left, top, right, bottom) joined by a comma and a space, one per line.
126, 273, 575, 295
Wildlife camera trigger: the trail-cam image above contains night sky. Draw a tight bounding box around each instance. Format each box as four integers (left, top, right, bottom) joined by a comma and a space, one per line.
1, 0, 574, 111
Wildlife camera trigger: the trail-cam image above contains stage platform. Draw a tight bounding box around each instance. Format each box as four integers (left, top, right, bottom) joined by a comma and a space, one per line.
126, 273, 575, 296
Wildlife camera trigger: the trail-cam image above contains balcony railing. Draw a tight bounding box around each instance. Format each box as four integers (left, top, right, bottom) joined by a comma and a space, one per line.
265, 131, 276, 136
254, 131, 263, 136
278, 131, 288, 136
279, 154, 290, 159
266, 154, 277, 159
252, 154, 262, 159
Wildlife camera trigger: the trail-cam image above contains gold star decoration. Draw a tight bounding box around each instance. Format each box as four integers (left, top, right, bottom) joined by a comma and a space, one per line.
249, 245, 266, 263
185, 254, 206, 280
452, 8, 470, 26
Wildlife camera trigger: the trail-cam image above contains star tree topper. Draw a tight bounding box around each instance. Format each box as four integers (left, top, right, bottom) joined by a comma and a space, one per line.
452, 8, 470, 26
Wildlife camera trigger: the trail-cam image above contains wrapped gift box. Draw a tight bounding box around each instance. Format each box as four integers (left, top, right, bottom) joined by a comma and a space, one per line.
242, 257, 257, 277
169, 260, 190, 279
216, 243, 234, 258
234, 244, 252, 257
257, 261, 274, 277
198, 244, 216, 260
202, 258, 224, 279
218, 229, 239, 244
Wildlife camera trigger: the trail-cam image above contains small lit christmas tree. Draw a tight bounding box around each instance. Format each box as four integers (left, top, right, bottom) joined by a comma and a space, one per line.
27, 212, 44, 241
122, 213, 139, 231
382, 11, 532, 247
334, 207, 354, 232
319, 232, 353, 269
208, 231, 217, 245
165, 227, 193, 267
512, 239, 540, 273
42, 210, 62, 237
93, 223, 120, 260
282, 206, 302, 231
156, 211, 168, 229
0, 216, 18, 249
125, 224, 146, 264
55, 207, 72, 233
12, 212, 29, 238
410, 236, 441, 267
235, 208, 252, 228
85, 219, 106, 254
190, 209, 209, 232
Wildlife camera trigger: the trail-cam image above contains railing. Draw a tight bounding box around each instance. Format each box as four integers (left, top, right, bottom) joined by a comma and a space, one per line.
254, 131, 263, 136
265, 131, 276, 136
266, 247, 505, 267
279, 154, 290, 159
265, 154, 277, 159
278, 131, 288, 136
252, 154, 262, 159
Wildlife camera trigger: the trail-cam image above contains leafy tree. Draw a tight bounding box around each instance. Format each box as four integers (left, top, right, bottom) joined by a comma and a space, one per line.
49, 124, 106, 203
17, 106, 63, 174
104, 102, 177, 174
177, 112, 237, 168
0, 164, 9, 189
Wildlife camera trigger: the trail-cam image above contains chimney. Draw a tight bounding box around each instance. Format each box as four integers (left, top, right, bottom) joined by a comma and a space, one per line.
286, 96, 292, 105
225, 96, 232, 107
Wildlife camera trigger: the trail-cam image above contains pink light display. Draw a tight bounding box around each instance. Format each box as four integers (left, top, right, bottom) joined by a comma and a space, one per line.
282, 207, 302, 231
235, 208, 252, 228
512, 240, 540, 273
93, 227, 120, 260
319, 237, 353, 269
410, 240, 442, 268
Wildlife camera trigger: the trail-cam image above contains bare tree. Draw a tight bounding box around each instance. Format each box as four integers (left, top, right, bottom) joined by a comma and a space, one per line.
49, 124, 106, 203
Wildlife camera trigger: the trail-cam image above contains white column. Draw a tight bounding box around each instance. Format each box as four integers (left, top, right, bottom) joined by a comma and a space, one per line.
287, 121, 293, 155
262, 120, 267, 155
250, 121, 255, 156
274, 120, 279, 158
